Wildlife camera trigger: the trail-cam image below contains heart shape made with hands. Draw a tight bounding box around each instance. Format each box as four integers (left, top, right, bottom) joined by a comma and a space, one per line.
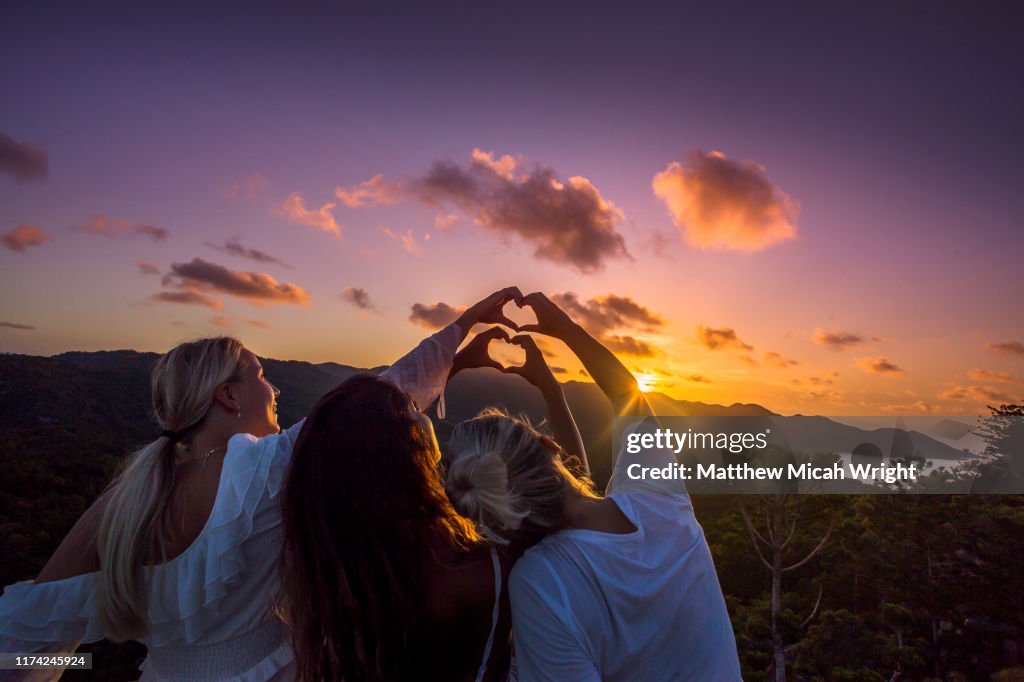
500, 298, 538, 333
488, 335, 527, 370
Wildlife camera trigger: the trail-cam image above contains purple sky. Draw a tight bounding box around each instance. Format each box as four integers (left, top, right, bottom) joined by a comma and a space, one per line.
2, 1, 1022, 414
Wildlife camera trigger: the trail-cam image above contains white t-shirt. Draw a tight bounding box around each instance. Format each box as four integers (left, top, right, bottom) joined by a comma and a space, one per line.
509, 420, 742, 682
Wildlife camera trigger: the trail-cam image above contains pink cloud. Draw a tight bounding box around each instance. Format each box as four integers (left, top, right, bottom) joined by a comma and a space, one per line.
412, 150, 629, 273
148, 290, 224, 310
381, 227, 421, 256
2, 224, 52, 252
763, 351, 799, 368
696, 326, 753, 352
603, 334, 657, 358
986, 340, 1024, 358
335, 174, 403, 208
968, 368, 1024, 385
855, 356, 903, 375
73, 215, 168, 241
652, 149, 798, 252
162, 257, 312, 305
135, 259, 161, 276
940, 385, 1018, 404
275, 192, 341, 236
223, 173, 270, 201
812, 328, 865, 350
551, 292, 663, 336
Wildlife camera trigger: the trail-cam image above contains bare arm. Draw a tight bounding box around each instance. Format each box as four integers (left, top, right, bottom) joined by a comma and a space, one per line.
503, 335, 588, 476
519, 292, 653, 418
35, 490, 108, 582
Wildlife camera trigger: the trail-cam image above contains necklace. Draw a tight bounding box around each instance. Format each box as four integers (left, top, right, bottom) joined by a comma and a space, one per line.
201, 446, 225, 468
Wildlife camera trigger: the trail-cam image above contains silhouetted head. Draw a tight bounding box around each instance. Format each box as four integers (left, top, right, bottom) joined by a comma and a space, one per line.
280, 373, 479, 681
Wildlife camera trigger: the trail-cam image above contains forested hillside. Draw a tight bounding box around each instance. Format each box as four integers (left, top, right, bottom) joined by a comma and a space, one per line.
0, 352, 1021, 680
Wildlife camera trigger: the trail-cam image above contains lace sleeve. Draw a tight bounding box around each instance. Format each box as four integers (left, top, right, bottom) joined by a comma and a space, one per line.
380, 324, 463, 417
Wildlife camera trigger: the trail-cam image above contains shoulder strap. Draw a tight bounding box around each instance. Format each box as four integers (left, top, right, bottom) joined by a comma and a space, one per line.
473, 548, 503, 682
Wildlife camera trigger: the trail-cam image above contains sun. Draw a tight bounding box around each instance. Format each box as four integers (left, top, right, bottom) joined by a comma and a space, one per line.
634, 371, 658, 393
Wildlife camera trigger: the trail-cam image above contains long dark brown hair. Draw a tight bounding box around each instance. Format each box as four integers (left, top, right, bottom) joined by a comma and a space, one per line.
280, 374, 481, 681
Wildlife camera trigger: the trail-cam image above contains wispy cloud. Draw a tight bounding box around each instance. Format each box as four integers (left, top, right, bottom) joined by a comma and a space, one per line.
205, 237, 290, 267
408, 302, 465, 329
603, 334, 657, 357
684, 374, 711, 383
223, 173, 270, 201
552, 292, 663, 336
0, 131, 48, 181
411, 149, 629, 273
335, 174, 403, 208
275, 192, 341, 236
855, 356, 903, 375
763, 351, 799, 368
791, 376, 834, 387
434, 212, 460, 230
652, 149, 798, 252
0, 321, 35, 330
73, 215, 168, 241
548, 292, 664, 357
968, 368, 1024, 385
148, 290, 224, 310
696, 326, 753, 352
2, 224, 52, 252
381, 227, 421, 256
247, 319, 271, 329
985, 340, 1024, 358
340, 286, 376, 311
940, 385, 1018, 403
135, 259, 161, 275
160, 257, 311, 306
812, 328, 866, 350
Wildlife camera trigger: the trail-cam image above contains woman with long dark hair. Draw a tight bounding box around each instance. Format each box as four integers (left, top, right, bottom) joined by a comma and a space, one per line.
0, 287, 520, 681
279, 356, 513, 681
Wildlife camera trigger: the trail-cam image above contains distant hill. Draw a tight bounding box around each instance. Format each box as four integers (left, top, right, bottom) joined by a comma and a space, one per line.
0, 350, 1013, 681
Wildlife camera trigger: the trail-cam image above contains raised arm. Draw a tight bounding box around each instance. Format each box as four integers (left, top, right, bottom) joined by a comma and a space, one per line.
502, 335, 588, 476
519, 292, 652, 418
381, 287, 521, 412
448, 328, 588, 475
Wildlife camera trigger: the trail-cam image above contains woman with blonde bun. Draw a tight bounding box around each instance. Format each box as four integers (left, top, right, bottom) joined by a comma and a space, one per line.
0, 287, 521, 682
445, 292, 741, 682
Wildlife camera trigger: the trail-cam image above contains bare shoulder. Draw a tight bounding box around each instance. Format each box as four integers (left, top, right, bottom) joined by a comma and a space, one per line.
430, 545, 497, 601
34, 490, 110, 582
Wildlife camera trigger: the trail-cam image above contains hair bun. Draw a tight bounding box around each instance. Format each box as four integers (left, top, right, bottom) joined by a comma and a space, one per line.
446, 450, 527, 544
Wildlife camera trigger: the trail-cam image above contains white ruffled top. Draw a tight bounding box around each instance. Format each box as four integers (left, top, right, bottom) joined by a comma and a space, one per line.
0, 323, 463, 681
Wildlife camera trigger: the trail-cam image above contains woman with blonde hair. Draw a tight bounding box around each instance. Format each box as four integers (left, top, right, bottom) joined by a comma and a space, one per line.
444, 292, 742, 682
0, 287, 521, 681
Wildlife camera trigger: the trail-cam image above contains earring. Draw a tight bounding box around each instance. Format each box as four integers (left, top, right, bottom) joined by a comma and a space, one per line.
237, 411, 242, 418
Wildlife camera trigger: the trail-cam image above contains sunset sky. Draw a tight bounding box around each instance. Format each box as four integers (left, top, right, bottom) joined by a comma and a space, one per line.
2, 1, 1022, 415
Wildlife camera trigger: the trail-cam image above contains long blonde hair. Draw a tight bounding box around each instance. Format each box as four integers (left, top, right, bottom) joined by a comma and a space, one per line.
95, 337, 245, 641
445, 408, 592, 548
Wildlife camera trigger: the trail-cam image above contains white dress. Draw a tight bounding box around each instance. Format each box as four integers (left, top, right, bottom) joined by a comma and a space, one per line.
0, 324, 463, 681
